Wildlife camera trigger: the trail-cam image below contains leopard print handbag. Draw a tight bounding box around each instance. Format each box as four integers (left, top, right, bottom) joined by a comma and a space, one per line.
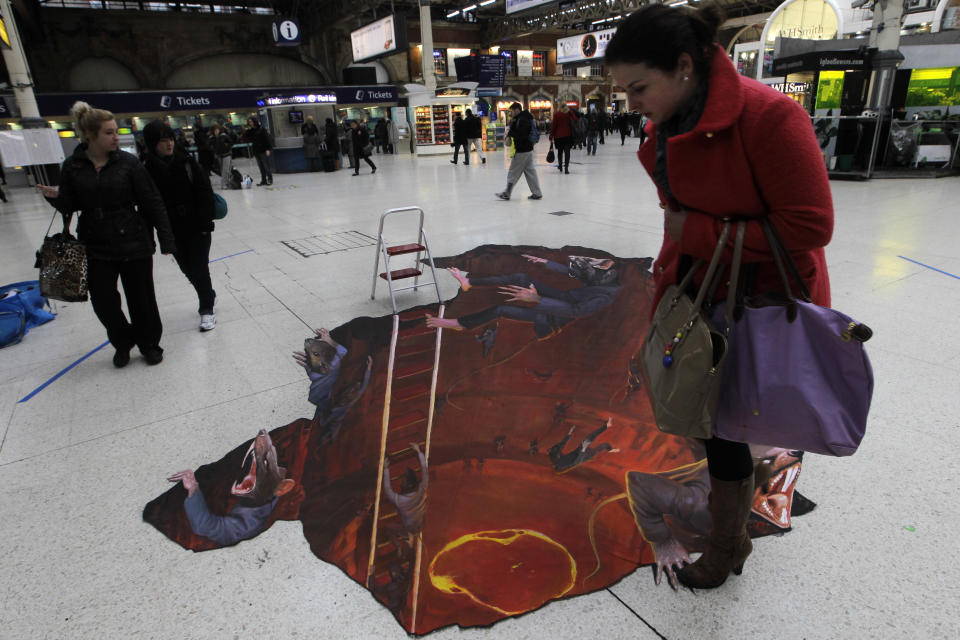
36, 211, 88, 303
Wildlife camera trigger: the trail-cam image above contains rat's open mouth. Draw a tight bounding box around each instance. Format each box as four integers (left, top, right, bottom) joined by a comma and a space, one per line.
231, 440, 258, 496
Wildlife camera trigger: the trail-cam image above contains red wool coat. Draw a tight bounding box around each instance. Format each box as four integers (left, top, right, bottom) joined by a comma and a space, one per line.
639, 47, 833, 311
550, 109, 579, 139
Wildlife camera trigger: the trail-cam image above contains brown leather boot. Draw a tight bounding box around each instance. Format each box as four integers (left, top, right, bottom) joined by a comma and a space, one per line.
676, 474, 754, 589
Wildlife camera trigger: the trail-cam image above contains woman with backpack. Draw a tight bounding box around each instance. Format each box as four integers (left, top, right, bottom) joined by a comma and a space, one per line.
549, 103, 579, 174
141, 120, 217, 332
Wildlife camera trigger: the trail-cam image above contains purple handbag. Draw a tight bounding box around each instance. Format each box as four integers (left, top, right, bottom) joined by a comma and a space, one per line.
711, 220, 873, 456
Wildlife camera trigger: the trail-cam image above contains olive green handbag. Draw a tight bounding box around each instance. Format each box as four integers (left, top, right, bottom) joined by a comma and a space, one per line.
639, 221, 744, 439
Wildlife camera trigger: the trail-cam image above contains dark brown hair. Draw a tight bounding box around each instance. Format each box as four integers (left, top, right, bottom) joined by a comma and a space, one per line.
605, 2, 725, 77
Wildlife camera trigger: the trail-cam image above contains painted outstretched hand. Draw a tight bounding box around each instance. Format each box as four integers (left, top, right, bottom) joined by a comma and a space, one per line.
499, 284, 541, 304
651, 537, 692, 591
168, 469, 199, 497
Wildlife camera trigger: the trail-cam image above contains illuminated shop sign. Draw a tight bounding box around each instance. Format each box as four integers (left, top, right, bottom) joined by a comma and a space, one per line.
435, 87, 472, 97
770, 82, 811, 92
529, 100, 553, 109
764, 0, 839, 43
258, 93, 336, 106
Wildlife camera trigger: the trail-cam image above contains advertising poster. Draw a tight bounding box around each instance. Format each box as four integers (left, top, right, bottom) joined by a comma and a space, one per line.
517, 50, 534, 77
351, 15, 399, 63
556, 27, 617, 65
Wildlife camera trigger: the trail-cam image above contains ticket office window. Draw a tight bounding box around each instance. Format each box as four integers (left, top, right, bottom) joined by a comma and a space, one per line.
532, 51, 547, 77
433, 48, 448, 76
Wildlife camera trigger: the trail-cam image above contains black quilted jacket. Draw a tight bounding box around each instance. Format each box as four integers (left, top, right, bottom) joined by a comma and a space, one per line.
50, 144, 175, 261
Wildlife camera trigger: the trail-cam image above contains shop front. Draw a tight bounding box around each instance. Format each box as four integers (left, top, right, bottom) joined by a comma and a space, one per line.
406, 85, 478, 156
528, 97, 554, 131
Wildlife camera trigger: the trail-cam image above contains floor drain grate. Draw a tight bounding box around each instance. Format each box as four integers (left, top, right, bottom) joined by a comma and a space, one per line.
546, 210, 575, 216
282, 230, 377, 257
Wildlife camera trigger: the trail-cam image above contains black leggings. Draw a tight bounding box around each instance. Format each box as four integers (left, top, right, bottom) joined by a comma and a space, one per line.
703, 436, 753, 481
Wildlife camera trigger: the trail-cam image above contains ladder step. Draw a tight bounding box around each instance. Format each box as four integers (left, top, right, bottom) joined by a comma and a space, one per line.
387, 442, 426, 461
394, 357, 433, 379
396, 341, 434, 358
379, 268, 421, 281
393, 382, 430, 402
386, 243, 425, 256
398, 324, 434, 339
389, 410, 427, 430
397, 308, 432, 321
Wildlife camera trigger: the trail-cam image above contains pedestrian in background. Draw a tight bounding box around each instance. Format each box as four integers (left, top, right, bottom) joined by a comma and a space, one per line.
451, 112, 469, 165
586, 109, 601, 156
464, 108, 486, 164
244, 116, 273, 186
386, 116, 399, 154
141, 120, 217, 332
302, 125, 321, 172
350, 120, 377, 176
209, 123, 233, 189
374, 119, 388, 153
38, 101, 175, 367
550, 102, 578, 174
496, 102, 542, 201
301, 115, 319, 137
341, 121, 355, 170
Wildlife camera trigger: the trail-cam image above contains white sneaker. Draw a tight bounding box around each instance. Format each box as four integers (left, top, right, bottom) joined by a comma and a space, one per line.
199, 313, 216, 332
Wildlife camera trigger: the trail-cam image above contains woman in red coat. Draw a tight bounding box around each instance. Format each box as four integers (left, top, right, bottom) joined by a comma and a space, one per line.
606, 3, 833, 590
549, 103, 579, 174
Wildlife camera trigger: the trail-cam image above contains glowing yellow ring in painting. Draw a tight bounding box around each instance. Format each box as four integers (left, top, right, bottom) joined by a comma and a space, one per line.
427, 529, 576, 616
0, 18, 10, 49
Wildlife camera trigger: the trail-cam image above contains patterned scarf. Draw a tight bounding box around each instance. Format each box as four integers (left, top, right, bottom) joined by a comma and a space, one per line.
652, 77, 710, 205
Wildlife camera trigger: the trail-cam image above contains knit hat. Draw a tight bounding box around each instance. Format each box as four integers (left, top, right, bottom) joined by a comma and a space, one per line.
142, 120, 175, 152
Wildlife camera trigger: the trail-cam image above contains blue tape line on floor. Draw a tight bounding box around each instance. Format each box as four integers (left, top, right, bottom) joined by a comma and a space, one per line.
898, 255, 960, 280
209, 248, 254, 263
18, 340, 110, 403
18, 248, 254, 403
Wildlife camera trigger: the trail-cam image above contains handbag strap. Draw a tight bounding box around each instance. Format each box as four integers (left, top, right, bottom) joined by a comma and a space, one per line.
722, 221, 746, 333
762, 219, 813, 302
759, 219, 804, 321
684, 221, 732, 323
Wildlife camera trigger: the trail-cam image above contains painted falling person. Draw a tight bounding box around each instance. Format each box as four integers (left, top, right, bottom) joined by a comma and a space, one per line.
426, 253, 624, 341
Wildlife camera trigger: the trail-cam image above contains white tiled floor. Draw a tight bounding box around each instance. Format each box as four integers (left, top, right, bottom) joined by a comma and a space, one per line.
1, 141, 959, 639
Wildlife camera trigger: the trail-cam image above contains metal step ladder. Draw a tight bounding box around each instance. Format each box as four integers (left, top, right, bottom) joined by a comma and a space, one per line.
366, 306, 445, 633
370, 206, 443, 314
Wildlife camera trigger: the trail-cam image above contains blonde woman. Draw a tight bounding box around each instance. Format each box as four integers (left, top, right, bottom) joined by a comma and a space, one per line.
37, 102, 175, 367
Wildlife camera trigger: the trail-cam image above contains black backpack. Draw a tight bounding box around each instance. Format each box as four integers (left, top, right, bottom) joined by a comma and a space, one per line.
229, 168, 243, 190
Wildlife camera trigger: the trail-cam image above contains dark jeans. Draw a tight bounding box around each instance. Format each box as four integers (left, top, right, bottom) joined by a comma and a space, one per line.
173, 232, 216, 315
353, 152, 376, 174
452, 141, 469, 163
307, 157, 320, 172
554, 137, 573, 170
255, 152, 272, 183
703, 437, 753, 481
87, 256, 162, 353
